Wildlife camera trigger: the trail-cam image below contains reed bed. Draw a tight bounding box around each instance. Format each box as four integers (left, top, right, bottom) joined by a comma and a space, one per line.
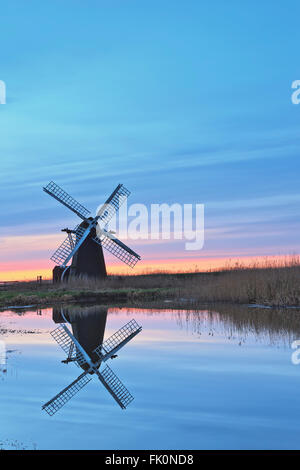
61, 255, 300, 307
1, 256, 300, 307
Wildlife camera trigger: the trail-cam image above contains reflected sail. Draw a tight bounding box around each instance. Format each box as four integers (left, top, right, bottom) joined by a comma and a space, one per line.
42, 305, 142, 415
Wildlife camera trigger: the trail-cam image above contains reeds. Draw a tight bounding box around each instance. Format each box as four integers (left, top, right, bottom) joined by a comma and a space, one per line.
55, 255, 300, 306
2, 255, 300, 307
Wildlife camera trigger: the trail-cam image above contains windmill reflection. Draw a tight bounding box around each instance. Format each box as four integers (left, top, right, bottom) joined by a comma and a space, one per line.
53, 305, 108, 369
42, 305, 142, 416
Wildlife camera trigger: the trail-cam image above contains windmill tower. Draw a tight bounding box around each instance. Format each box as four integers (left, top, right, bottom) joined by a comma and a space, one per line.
43, 182, 141, 282
53, 305, 108, 367
42, 306, 142, 415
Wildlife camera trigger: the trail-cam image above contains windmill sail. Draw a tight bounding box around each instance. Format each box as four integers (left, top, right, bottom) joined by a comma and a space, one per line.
43, 181, 90, 220
51, 325, 86, 367
43, 316, 141, 415
51, 225, 90, 267
97, 184, 130, 226
44, 181, 141, 276
93, 230, 141, 268
94, 319, 142, 361
97, 364, 134, 409
42, 372, 91, 416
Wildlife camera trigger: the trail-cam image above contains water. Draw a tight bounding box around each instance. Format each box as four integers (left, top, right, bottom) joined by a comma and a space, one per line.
0, 304, 300, 450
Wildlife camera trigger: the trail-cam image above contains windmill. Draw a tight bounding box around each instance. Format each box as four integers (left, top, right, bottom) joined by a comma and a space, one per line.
42, 309, 142, 415
43, 181, 141, 282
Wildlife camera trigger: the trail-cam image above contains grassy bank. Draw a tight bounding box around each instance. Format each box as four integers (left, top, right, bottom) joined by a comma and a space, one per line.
1, 257, 300, 308
0, 285, 170, 308
63, 257, 300, 307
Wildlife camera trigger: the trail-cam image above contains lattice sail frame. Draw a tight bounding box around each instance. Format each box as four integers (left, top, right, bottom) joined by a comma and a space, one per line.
94, 319, 142, 359
51, 325, 87, 367
42, 372, 91, 416
42, 319, 142, 415
50, 225, 89, 267
98, 364, 134, 409
43, 181, 90, 220
93, 230, 141, 268
44, 181, 141, 269
97, 184, 130, 227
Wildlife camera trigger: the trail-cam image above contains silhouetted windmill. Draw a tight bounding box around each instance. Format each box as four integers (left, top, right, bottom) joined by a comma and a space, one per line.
42, 310, 142, 415
43, 181, 141, 282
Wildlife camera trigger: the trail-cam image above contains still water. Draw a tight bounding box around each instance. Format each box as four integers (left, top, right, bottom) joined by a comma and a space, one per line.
0, 304, 300, 450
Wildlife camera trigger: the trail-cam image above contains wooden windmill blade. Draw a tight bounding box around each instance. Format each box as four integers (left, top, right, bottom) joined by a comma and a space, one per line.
43, 181, 141, 280
43, 318, 141, 416
94, 319, 142, 361
50, 224, 92, 268
42, 372, 92, 416
96, 364, 134, 410
50, 324, 88, 368
97, 184, 130, 226
93, 229, 141, 268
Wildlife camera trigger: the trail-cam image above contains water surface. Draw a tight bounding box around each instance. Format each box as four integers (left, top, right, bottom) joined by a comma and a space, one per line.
0, 304, 300, 450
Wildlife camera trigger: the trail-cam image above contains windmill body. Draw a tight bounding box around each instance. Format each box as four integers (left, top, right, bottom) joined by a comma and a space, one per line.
43, 182, 141, 282
69, 220, 107, 280
53, 305, 108, 370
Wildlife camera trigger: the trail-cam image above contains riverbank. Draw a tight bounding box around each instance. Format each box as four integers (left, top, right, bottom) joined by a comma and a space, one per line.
1, 258, 300, 309
0, 286, 170, 308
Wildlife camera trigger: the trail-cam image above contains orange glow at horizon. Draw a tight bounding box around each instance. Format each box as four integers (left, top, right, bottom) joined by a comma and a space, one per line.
0, 254, 296, 282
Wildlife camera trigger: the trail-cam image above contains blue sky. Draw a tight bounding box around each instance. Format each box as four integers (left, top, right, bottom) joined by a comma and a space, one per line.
0, 1, 300, 278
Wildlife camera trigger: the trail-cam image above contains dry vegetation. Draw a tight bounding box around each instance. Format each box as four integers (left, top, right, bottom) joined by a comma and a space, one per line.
177, 256, 300, 306
68, 256, 300, 307
1, 256, 300, 307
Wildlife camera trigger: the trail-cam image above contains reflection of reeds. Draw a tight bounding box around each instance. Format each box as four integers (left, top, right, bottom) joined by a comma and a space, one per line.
174, 305, 300, 346
108, 304, 300, 346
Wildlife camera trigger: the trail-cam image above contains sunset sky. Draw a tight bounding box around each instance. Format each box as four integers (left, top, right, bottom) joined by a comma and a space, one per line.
1, 1, 300, 280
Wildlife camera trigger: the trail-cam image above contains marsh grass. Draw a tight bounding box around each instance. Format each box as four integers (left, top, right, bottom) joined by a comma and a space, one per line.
1, 256, 300, 307
61, 256, 300, 306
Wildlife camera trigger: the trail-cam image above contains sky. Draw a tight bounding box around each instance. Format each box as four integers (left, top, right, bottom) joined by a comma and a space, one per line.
1, 0, 300, 280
